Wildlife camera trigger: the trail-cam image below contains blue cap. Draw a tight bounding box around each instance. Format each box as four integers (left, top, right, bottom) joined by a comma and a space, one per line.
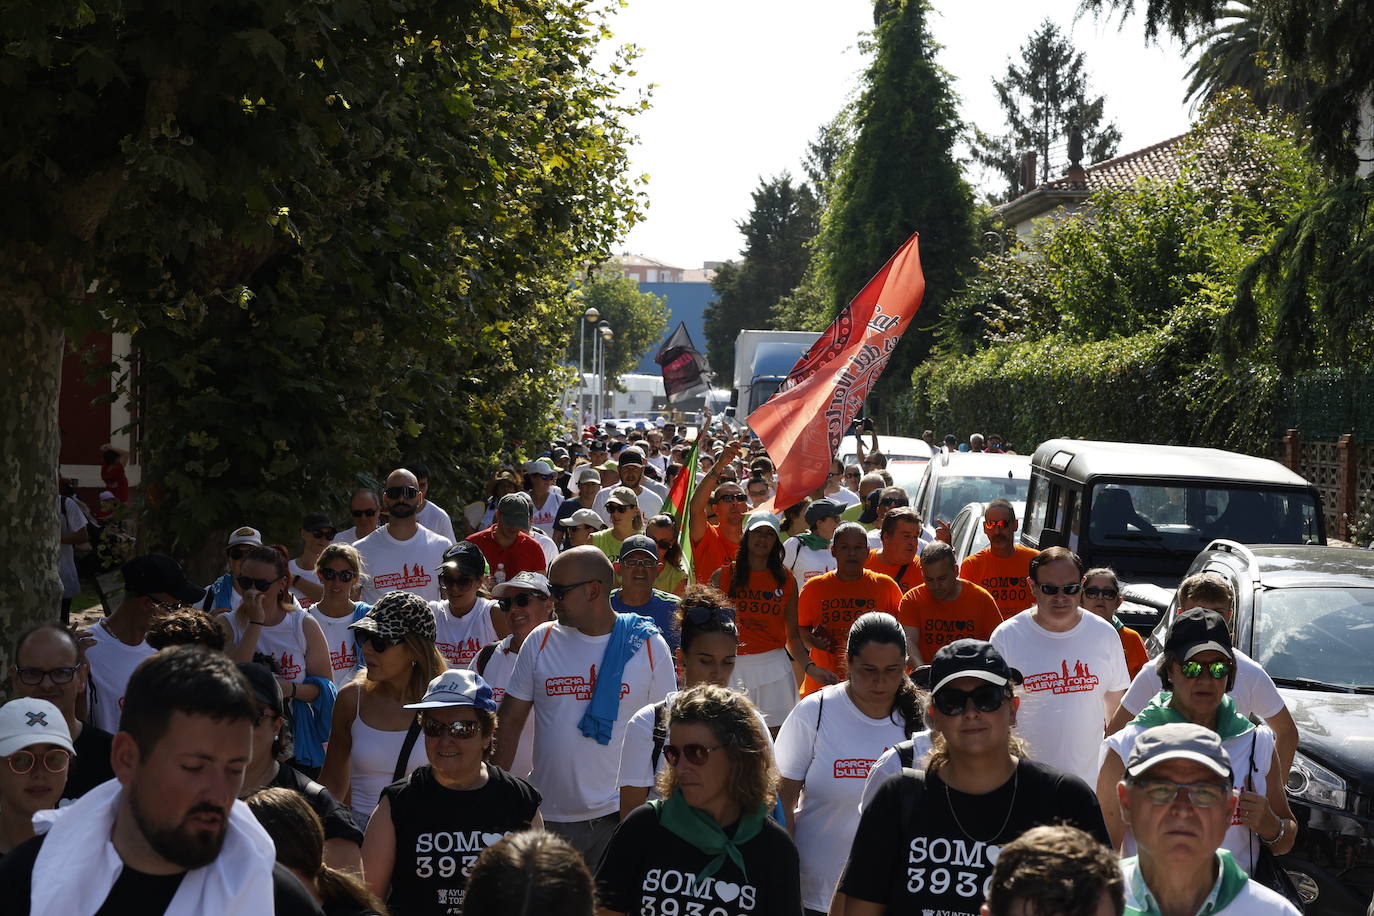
403, 669, 497, 712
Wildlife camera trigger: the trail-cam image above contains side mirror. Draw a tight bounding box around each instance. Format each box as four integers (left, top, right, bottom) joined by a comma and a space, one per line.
1038, 528, 1064, 549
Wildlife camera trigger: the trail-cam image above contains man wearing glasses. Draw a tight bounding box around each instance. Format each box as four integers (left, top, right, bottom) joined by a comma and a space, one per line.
9, 624, 114, 799
1116, 724, 1301, 914
958, 498, 1039, 619
592, 448, 663, 525
990, 547, 1129, 785
84, 553, 206, 734
332, 489, 381, 545
609, 536, 680, 650
687, 441, 751, 584
355, 468, 455, 603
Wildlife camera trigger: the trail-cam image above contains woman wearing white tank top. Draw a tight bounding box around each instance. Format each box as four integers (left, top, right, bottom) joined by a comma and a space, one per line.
217, 545, 331, 701
320, 591, 447, 828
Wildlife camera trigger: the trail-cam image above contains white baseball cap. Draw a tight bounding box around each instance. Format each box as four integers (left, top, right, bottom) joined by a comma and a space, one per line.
0, 698, 75, 757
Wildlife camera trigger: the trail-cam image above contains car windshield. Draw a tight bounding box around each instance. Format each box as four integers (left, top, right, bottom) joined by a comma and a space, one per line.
932, 476, 1028, 526
1085, 483, 1319, 552
1255, 587, 1374, 690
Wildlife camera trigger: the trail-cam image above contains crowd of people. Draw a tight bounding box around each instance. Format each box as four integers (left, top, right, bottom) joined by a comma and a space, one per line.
8, 415, 1317, 915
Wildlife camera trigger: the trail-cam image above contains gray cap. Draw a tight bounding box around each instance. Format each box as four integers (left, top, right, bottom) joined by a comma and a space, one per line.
1126, 722, 1233, 780
558, 507, 606, 530
492, 571, 551, 598
498, 492, 532, 528
574, 467, 602, 486
606, 486, 638, 509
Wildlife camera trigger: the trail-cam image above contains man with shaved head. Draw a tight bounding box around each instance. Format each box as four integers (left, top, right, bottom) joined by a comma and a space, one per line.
354, 468, 454, 602
494, 546, 674, 865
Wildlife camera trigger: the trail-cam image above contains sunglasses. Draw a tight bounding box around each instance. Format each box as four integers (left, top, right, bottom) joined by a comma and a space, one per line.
422, 718, 482, 740
879, 498, 908, 508
1131, 778, 1230, 808
8, 748, 71, 776
620, 557, 657, 569
1084, 586, 1119, 599
932, 683, 1008, 717
384, 485, 420, 500
982, 519, 1013, 530
548, 579, 596, 600
567, 525, 592, 533
715, 493, 749, 504
227, 546, 251, 561
440, 574, 479, 590
1036, 582, 1082, 595
236, 576, 282, 592
538, 474, 557, 481
501, 593, 546, 608
717, 475, 738, 483
663, 743, 722, 766
844, 472, 861, 479
1180, 660, 1232, 680
319, 567, 357, 582
351, 508, 377, 518
356, 631, 399, 652
608, 504, 632, 514
308, 527, 337, 540
15, 664, 83, 686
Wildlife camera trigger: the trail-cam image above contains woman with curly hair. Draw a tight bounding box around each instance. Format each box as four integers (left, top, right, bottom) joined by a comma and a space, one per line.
597, 684, 801, 916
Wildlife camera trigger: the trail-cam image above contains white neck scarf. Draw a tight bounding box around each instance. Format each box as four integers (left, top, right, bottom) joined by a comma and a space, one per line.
30, 778, 277, 916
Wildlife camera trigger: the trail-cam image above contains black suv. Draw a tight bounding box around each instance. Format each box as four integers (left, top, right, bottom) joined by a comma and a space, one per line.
1147, 541, 1374, 915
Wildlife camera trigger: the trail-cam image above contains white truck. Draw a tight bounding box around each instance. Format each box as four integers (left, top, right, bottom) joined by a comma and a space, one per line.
732, 329, 823, 421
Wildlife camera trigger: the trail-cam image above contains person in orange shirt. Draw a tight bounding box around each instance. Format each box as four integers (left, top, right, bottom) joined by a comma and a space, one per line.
1079, 566, 1148, 678
864, 507, 925, 593
957, 498, 1038, 618
712, 513, 806, 732
796, 523, 903, 696
897, 541, 1002, 666
688, 441, 749, 583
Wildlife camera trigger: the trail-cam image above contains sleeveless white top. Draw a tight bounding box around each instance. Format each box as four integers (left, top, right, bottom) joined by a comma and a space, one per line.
225, 606, 310, 683
349, 697, 429, 819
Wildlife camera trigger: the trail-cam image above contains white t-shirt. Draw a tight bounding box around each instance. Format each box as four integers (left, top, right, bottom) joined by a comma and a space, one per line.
591, 486, 663, 526
430, 597, 499, 668
85, 621, 156, 733
309, 602, 367, 688
354, 525, 453, 603
831, 487, 860, 507
1120, 648, 1285, 720
529, 490, 564, 538
774, 684, 912, 911
288, 558, 321, 608
467, 634, 535, 778
617, 691, 773, 799
529, 527, 559, 568
989, 610, 1130, 785
781, 538, 836, 593
416, 499, 457, 543
858, 729, 936, 811
224, 608, 312, 683
505, 620, 675, 821
58, 497, 87, 598
332, 525, 375, 546
1105, 722, 1275, 874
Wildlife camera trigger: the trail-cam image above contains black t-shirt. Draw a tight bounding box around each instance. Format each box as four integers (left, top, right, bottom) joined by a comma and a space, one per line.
596, 804, 801, 916
270, 763, 365, 847
839, 759, 1108, 916
64, 722, 116, 800
381, 764, 541, 916
0, 833, 323, 915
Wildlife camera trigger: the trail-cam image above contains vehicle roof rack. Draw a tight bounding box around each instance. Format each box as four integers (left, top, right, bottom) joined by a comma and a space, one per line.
1205, 539, 1256, 567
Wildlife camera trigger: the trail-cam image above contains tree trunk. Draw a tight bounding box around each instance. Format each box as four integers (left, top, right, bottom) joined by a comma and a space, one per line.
0, 288, 65, 679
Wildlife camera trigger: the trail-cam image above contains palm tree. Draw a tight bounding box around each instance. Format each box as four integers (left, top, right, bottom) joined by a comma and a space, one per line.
1182, 1, 1315, 114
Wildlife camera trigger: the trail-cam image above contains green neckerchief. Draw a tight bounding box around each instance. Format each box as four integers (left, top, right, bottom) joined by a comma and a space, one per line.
1110, 614, 1126, 632
1133, 692, 1255, 741
795, 532, 830, 551
652, 789, 767, 881
1124, 849, 1249, 915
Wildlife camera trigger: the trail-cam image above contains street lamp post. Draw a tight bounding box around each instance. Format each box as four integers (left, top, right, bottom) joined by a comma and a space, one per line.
597, 321, 612, 421
578, 306, 600, 422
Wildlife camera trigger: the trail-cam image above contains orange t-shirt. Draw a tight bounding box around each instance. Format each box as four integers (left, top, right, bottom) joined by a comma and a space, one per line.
865, 550, 925, 593
796, 569, 903, 696
896, 579, 1004, 664
959, 545, 1038, 618
1119, 624, 1149, 679
692, 523, 740, 584
718, 567, 795, 655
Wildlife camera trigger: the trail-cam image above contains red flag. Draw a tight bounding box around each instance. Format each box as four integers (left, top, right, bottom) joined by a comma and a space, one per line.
747, 231, 925, 513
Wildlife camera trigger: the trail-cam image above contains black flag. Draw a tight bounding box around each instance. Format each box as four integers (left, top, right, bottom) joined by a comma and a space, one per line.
654, 322, 712, 403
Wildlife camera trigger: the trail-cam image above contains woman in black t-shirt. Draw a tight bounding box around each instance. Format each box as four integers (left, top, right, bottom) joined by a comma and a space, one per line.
361, 669, 541, 916
839, 639, 1108, 916
596, 684, 801, 916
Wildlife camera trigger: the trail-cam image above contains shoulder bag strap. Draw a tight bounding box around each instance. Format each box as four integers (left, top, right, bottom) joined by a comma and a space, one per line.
475, 642, 498, 677
650, 700, 670, 772
393, 717, 424, 784
897, 740, 915, 769
895, 563, 910, 588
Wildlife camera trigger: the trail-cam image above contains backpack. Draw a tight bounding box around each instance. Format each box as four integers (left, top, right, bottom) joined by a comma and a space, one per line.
475, 641, 499, 677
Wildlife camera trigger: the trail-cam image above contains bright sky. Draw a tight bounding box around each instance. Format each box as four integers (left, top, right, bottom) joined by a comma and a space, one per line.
605, 0, 1197, 269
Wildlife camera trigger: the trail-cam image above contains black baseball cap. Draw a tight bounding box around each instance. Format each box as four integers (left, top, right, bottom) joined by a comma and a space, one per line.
442, 541, 488, 577
122, 554, 206, 605
1165, 608, 1234, 662
923, 639, 1023, 695
301, 511, 332, 530
805, 498, 845, 525
237, 661, 284, 717
618, 448, 645, 467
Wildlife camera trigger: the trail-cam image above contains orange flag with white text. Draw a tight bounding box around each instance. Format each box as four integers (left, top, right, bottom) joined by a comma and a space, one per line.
747, 231, 925, 513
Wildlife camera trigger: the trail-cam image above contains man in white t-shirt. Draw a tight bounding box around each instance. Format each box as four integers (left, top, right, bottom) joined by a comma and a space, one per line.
409, 461, 457, 543
525, 459, 566, 538
591, 449, 663, 525
494, 546, 674, 867
989, 546, 1129, 785
332, 489, 380, 545
1108, 571, 1299, 773
354, 468, 454, 603
85, 554, 206, 734
429, 542, 508, 668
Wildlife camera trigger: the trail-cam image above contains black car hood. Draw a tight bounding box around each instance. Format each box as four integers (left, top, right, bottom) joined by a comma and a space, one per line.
1278, 688, 1374, 783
